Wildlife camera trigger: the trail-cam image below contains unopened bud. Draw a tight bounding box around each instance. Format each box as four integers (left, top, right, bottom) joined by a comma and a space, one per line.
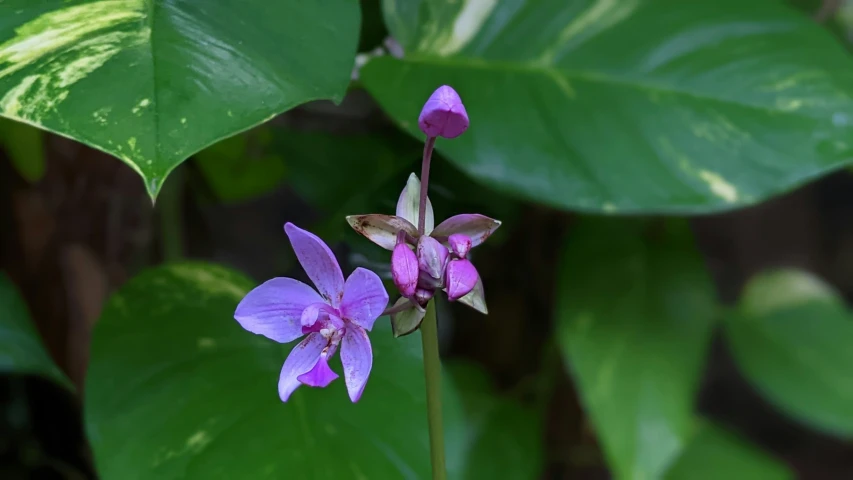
418, 85, 469, 139
445, 258, 479, 301
391, 243, 419, 297
417, 236, 449, 280
448, 233, 472, 258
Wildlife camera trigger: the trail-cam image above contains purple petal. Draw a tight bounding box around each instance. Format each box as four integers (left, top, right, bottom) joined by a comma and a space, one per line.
345, 214, 418, 251
341, 267, 389, 331
417, 236, 449, 280
396, 173, 434, 234
285, 223, 345, 308
418, 85, 469, 139
234, 277, 322, 343
456, 276, 488, 314
391, 243, 419, 298
432, 214, 502, 248
278, 333, 327, 402
448, 233, 472, 258
445, 259, 479, 301
414, 287, 434, 306
340, 325, 373, 402
297, 351, 339, 388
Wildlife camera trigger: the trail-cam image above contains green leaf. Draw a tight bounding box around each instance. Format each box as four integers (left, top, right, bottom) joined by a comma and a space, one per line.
556, 219, 716, 479
446, 362, 544, 480
665, 421, 792, 480
724, 269, 853, 437
363, 1, 853, 213
85, 262, 452, 478
0, 1, 360, 199
194, 128, 286, 203
0, 116, 45, 182
0, 273, 68, 387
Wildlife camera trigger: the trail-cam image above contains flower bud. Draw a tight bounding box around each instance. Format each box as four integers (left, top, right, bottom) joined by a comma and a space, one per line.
417, 236, 449, 280
418, 85, 469, 139
391, 243, 419, 297
414, 287, 435, 306
445, 258, 479, 301
448, 233, 472, 258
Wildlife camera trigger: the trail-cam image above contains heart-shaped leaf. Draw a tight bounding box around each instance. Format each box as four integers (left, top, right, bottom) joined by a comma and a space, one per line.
0, 0, 359, 199
363, 0, 853, 213
85, 262, 449, 478
725, 269, 853, 437
556, 219, 716, 479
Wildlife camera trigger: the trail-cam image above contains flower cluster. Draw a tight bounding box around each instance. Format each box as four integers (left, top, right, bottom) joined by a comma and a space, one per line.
233, 85, 499, 402
346, 174, 500, 335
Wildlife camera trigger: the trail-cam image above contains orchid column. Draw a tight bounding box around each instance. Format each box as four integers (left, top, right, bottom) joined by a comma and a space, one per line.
348, 86, 501, 480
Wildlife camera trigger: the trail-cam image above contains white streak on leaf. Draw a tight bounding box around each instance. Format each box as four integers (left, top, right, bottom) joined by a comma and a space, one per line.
433, 0, 497, 56
698, 170, 738, 203
538, 0, 640, 65
0, 0, 147, 123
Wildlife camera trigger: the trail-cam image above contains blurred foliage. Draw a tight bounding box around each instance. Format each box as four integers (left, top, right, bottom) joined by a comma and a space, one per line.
665, 421, 792, 480
0, 118, 45, 183
725, 269, 853, 437
0, 274, 68, 388
556, 219, 716, 479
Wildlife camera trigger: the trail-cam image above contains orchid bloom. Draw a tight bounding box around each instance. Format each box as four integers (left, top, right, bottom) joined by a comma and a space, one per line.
346, 174, 500, 334
234, 222, 389, 402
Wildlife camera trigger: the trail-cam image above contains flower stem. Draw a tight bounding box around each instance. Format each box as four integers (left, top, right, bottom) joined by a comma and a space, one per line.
418, 136, 436, 233
417, 135, 445, 480
420, 300, 446, 480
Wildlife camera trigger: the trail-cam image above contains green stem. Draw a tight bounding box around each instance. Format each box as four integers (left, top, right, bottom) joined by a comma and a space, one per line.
420, 300, 446, 480
159, 167, 184, 262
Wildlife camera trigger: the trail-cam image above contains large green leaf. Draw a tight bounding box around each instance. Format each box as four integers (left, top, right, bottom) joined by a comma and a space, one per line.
362, 0, 853, 213
0, 0, 359, 199
556, 219, 716, 480
86, 263, 441, 478
665, 421, 792, 480
0, 273, 68, 387
86, 262, 538, 479
724, 269, 853, 437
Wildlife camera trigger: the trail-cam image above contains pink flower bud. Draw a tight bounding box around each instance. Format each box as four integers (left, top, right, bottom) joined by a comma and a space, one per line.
418, 85, 469, 139
391, 243, 419, 297
414, 288, 435, 306
417, 236, 449, 280
448, 233, 472, 258
445, 258, 479, 301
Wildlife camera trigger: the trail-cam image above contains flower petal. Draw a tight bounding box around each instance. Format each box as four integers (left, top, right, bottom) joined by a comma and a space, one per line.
455, 276, 488, 314
341, 267, 389, 331
234, 277, 323, 343
285, 222, 345, 308
345, 214, 417, 251
445, 259, 479, 301
278, 333, 327, 402
297, 351, 339, 388
432, 214, 502, 248
396, 173, 434, 235
300, 302, 336, 328
390, 297, 427, 337
340, 325, 373, 402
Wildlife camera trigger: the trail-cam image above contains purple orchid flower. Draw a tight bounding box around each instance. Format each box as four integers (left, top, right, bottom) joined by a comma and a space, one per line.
346, 174, 499, 335
234, 222, 389, 402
